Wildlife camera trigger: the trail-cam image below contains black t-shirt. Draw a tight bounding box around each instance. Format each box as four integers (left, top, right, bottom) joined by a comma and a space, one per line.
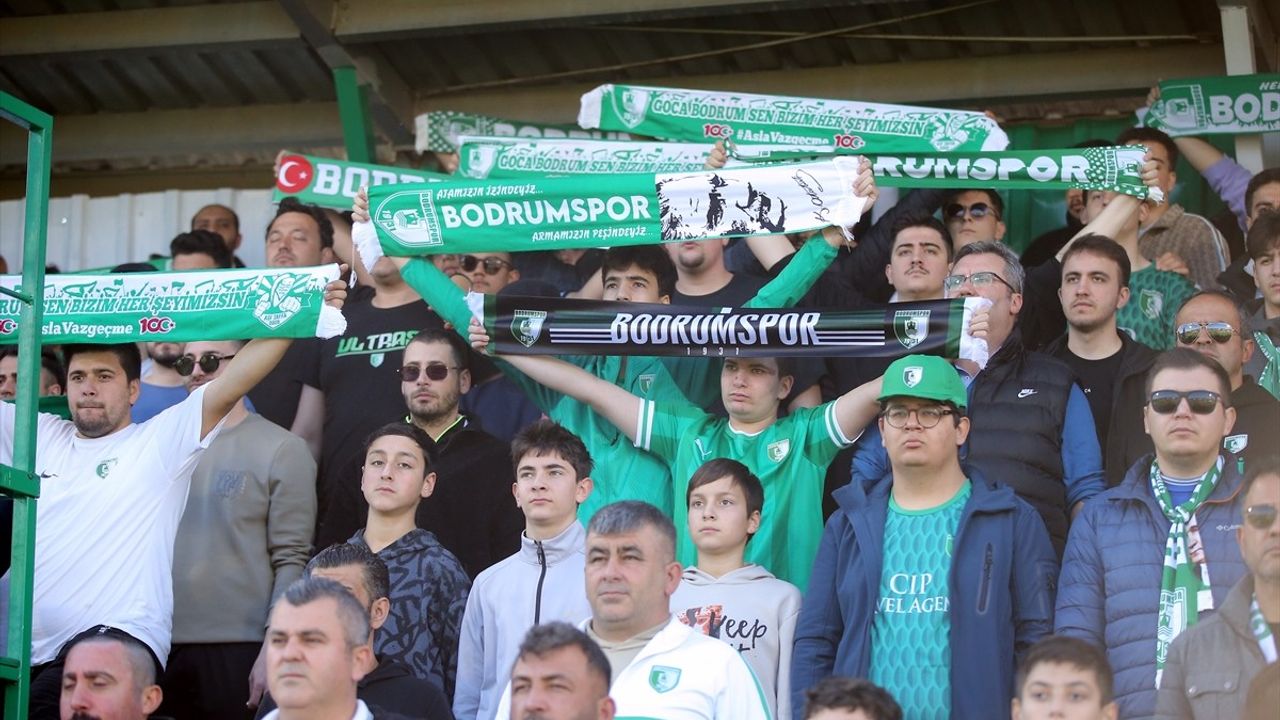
1058, 347, 1124, 446
247, 338, 317, 429
672, 272, 765, 308
304, 295, 445, 547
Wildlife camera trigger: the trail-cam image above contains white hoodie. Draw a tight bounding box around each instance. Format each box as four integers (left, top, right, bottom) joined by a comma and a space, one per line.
671, 564, 801, 720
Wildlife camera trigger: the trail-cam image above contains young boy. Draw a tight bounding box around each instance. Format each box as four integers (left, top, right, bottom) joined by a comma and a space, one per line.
452, 420, 596, 720
671, 458, 802, 720
1012, 636, 1118, 720
351, 423, 471, 700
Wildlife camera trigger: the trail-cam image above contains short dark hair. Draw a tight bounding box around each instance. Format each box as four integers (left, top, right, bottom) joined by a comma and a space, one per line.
944, 188, 1003, 220
512, 419, 594, 480
270, 196, 335, 249
61, 343, 142, 382
686, 458, 764, 519
279, 576, 371, 647
587, 500, 677, 563
409, 327, 471, 373
64, 626, 161, 691
803, 677, 902, 720
513, 621, 612, 692
306, 542, 391, 605
1177, 289, 1247, 332
193, 203, 240, 231
953, 239, 1025, 294
1061, 233, 1132, 288
890, 211, 953, 261
361, 422, 434, 470
170, 229, 234, 268
1145, 347, 1233, 404
0, 347, 66, 389
601, 246, 678, 299
1016, 635, 1115, 705
1240, 455, 1280, 509
1246, 208, 1280, 261
1116, 126, 1179, 169
1244, 167, 1280, 216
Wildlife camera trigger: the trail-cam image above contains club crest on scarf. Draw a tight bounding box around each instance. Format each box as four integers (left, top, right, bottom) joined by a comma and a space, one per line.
894, 310, 931, 349
512, 310, 548, 348
615, 87, 652, 130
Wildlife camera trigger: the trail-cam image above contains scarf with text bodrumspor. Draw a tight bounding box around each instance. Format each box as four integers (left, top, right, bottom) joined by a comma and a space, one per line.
579, 83, 1009, 152
1142, 73, 1280, 137
1250, 597, 1279, 664
415, 110, 633, 154
0, 266, 346, 344
275, 153, 448, 211
1152, 456, 1222, 687
733, 143, 1162, 200
455, 135, 750, 179
351, 158, 867, 263
475, 296, 989, 365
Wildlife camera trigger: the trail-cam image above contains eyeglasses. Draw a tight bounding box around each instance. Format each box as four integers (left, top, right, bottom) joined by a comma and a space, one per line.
1147, 389, 1223, 415
943, 271, 1016, 294
1176, 321, 1239, 346
459, 255, 513, 275
945, 202, 999, 221
397, 363, 460, 382
1245, 503, 1278, 530
174, 352, 236, 376
882, 405, 954, 429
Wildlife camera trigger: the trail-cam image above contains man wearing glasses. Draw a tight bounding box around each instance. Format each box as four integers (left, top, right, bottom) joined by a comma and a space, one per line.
396, 328, 522, 580
1157, 457, 1280, 719
1057, 347, 1250, 719
162, 340, 316, 718
1173, 290, 1280, 466
794, 354, 1056, 720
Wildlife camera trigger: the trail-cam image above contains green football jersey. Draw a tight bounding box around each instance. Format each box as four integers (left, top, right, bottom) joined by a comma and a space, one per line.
1117, 265, 1196, 351
636, 398, 856, 590
869, 481, 971, 720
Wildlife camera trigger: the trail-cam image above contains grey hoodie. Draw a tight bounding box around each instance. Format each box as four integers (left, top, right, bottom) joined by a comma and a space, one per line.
671, 564, 801, 720
452, 521, 591, 720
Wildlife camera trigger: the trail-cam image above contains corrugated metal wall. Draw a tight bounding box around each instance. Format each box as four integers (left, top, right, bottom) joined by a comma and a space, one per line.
0, 188, 272, 272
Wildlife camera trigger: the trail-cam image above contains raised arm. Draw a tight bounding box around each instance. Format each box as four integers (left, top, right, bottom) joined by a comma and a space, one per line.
470, 320, 644, 441
830, 375, 884, 444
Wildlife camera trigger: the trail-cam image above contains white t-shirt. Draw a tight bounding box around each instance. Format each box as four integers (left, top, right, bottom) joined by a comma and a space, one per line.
0, 384, 218, 665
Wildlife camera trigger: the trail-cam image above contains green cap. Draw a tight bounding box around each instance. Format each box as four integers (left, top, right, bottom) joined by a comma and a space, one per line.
878, 354, 968, 410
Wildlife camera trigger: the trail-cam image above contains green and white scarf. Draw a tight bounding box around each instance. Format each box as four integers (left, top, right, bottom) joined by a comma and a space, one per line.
352, 158, 867, 262
473, 296, 988, 365
579, 83, 1009, 152
1253, 330, 1280, 400
0, 266, 346, 344
274, 153, 448, 211
1142, 74, 1280, 137
737, 143, 1161, 199
1152, 457, 1222, 687
456, 135, 749, 179
415, 110, 633, 154
1250, 596, 1278, 664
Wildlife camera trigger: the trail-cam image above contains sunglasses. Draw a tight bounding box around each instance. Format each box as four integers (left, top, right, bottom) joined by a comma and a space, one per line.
1176, 321, 1238, 346
459, 255, 513, 275
397, 363, 460, 382
1147, 389, 1222, 415
943, 271, 1016, 293
175, 352, 236, 376
1245, 503, 1278, 530
945, 202, 998, 221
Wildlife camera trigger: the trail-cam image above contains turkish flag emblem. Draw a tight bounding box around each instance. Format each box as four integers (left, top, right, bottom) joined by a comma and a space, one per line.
276, 155, 314, 194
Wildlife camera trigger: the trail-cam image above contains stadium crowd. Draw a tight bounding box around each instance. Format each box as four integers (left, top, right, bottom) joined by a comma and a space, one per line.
0, 83, 1278, 720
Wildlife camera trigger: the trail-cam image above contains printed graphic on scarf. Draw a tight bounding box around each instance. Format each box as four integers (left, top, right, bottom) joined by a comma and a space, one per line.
1142, 74, 1280, 137
416, 110, 633, 153
456, 135, 748, 179
580, 84, 1009, 153
274, 153, 448, 211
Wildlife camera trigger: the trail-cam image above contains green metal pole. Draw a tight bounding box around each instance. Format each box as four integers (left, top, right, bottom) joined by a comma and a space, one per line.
333, 66, 376, 164
0, 90, 51, 720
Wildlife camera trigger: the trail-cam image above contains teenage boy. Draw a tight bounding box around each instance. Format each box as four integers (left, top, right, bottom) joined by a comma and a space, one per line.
453, 420, 595, 720
1012, 636, 1118, 720
671, 457, 801, 720
349, 423, 470, 699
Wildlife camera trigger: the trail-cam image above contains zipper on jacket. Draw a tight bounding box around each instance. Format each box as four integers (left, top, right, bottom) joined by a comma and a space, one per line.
977, 543, 993, 613
534, 540, 548, 624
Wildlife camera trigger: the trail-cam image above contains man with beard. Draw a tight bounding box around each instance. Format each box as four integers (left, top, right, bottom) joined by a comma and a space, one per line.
131, 341, 186, 423
398, 329, 521, 579
2, 275, 345, 719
